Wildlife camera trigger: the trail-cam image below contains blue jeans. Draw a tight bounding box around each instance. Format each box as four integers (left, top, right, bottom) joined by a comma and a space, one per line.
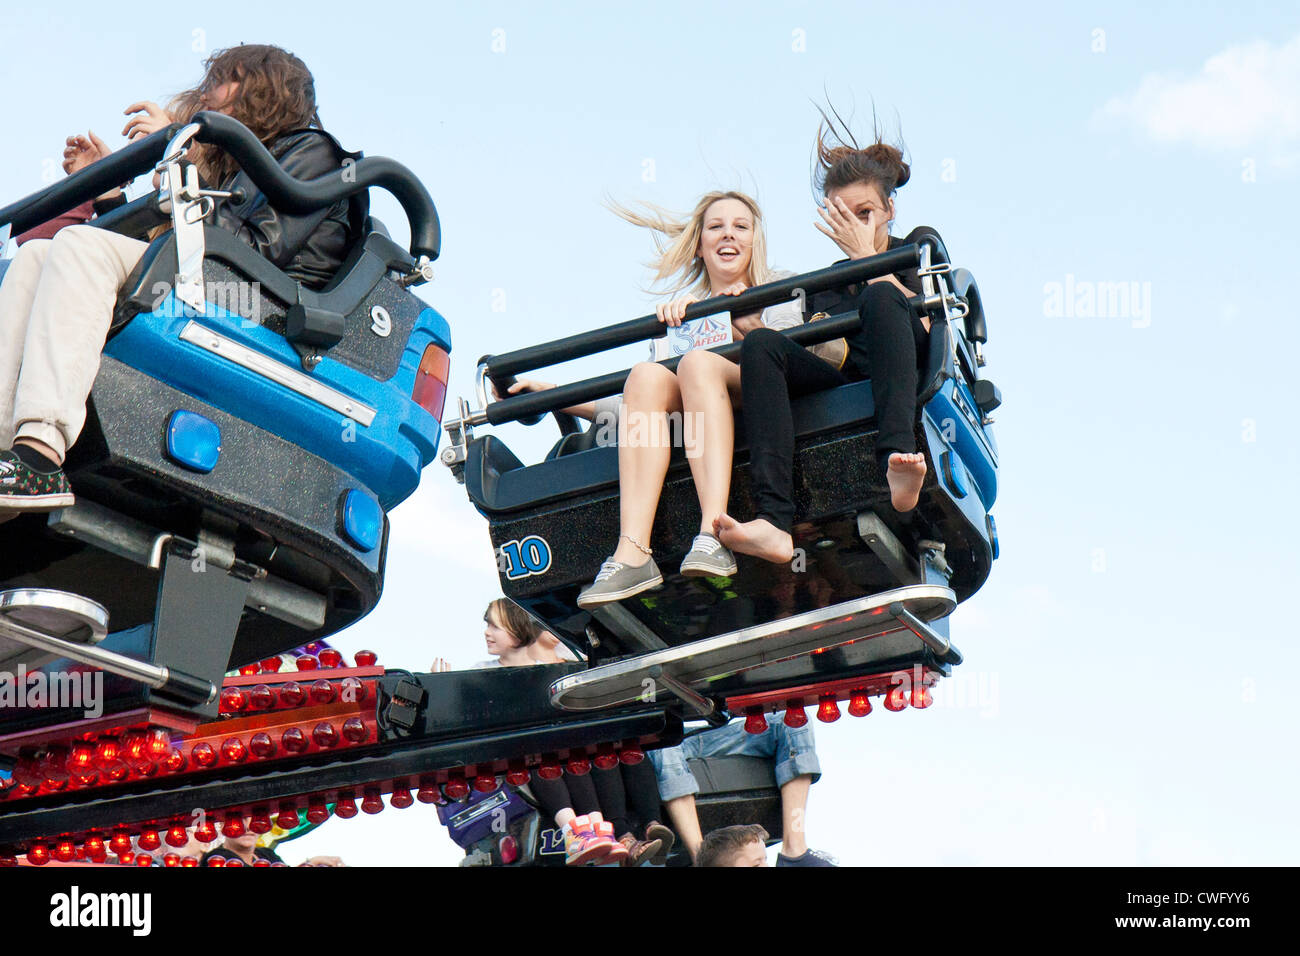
648, 715, 821, 802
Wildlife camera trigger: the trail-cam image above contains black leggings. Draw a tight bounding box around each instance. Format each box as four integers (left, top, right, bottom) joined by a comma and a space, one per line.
739, 281, 929, 532
527, 762, 662, 839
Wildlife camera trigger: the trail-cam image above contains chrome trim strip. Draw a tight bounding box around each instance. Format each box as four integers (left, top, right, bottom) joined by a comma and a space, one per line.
179, 321, 377, 426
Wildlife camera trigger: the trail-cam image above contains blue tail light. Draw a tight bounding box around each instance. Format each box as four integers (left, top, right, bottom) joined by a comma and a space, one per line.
166, 410, 221, 473
341, 490, 383, 551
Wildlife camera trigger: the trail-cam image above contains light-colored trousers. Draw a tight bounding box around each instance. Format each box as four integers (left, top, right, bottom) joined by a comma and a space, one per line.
0, 225, 148, 462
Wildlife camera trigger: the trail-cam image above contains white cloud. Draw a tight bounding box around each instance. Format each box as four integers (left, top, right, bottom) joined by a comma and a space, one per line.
1096, 34, 1300, 161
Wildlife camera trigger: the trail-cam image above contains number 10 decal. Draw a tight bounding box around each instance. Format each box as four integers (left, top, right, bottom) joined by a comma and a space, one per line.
498, 535, 552, 580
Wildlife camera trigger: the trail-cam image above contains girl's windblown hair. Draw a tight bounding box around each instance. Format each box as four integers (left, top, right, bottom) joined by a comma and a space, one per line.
606, 190, 774, 298
813, 101, 911, 202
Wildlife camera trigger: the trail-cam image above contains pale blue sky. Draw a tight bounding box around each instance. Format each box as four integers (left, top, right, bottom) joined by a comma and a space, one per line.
3, 1, 1297, 866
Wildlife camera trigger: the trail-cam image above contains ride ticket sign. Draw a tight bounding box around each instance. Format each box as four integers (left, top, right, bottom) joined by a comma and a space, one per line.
664, 315, 733, 356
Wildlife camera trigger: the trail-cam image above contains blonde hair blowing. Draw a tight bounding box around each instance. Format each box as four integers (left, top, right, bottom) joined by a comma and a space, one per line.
607, 190, 774, 299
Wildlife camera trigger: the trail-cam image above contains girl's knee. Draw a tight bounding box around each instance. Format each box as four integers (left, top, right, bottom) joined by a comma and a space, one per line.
625, 361, 678, 403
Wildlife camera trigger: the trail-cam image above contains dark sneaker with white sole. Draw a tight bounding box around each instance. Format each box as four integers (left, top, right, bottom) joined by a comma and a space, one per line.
576, 556, 663, 609
776, 848, 838, 867
0, 450, 75, 512
679, 532, 738, 577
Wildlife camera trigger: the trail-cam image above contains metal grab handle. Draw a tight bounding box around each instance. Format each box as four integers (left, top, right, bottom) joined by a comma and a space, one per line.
888, 601, 952, 659
0, 616, 217, 706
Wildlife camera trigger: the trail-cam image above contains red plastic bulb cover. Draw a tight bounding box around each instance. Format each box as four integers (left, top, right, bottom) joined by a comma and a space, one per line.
249, 732, 275, 759
505, 765, 531, 786
221, 814, 246, 838
744, 710, 769, 735
27, 845, 50, 866
206, 856, 225, 867
166, 826, 188, 848
220, 737, 247, 764
259, 656, 282, 673
847, 690, 873, 717
68, 742, 95, 772
318, 648, 343, 668
224, 857, 243, 868
312, 722, 339, 748
335, 794, 359, 818
109, 830, 132, 854
195, 822, 218, 843
341, 717, 368, 743
310, 679, 336, 704
537, 761, 563, 781
361, 789, 385, 814
783, 704, 809, 728
619, 746, 646, 765
249, 812, 273, 834
390, 788, 414, 809
137, 830, 161, 851
295, 654, 319, 671
163, 853, 181, 867
592, 748, 619, 771
816, 695, 841, 723
442, 778, 470, 801
354, 650, 378, 667
416, 784, 444, 805
884, 684, 908, 711
280, 727, 308, 754
54, 839, 76, 863
340, 676, 367, 703
275, 809, 300, 830
220, 686, 248, 713
191, 742, 217, 767
306, 801, 330, 824
248, 684, 275, 710
278, 682, 306, 707
181, 857, 199, 867
499, 835, 520, 865
910, 685, 933, 709
162, 749, 186, 773
566, 757, 591, 776
238, 663, 260, 676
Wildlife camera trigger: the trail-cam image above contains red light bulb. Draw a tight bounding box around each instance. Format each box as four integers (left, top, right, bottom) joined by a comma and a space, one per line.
499, 835, 520, 865
592, 746, 619, 771
817, 695, 841, 723
54, 839, 76, 863
884, 684, 908, 712
137, 830, 161, 851
306, 800, 330, 824
162, 749, 186, 773
252, 858, 271, 867
239, 663, 260, 676
278, 682, 306, 707
134, 854, 152, 867
110, 830, 133, 854
280, 727, 308, 754
206, 856, 225, 867
566, 757, 591, 776
163, 853, 180, 867
505, 763, 531, 786
84, 833, 106, 858
312, 722, 339, 748
181, 857, 198, 867
259, 656, 282, 673
40, 747, 70, 784
318, 648, 343, 668
416, 784, 443, 805
166, 826, 188, 847
221, 813, 245, 838
275, 808, 300, 830
341, 717, 368, 743
191, 742, 217, 767
442, 778, 470, 801
249, 732, 275, 759
340, 676, 367, 703
224, 857, 243, 868
390, 788, 414, 809
295, 654, 318, 671
219, 686, 248, 713
361, 788, 385, 814
910, 684, 933, 709
309, 679, 336, 704
249, 811, 273, 834
354, 650, 378, 667
619, 745, 646, 765
473, 773, 498, 793
248, 684, 275, 710
744, 710, 768, 734
537, 760, 563, 781
783, 703, 809, 728
68, 742, 95, 773
195, 822, 218, 843
27, 844, 50, 866
336, 792, 359, 817
848, 690, 872, 717
220, 737, 247, 764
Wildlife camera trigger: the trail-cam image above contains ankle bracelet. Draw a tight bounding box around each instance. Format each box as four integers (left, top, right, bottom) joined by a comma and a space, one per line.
620, 534, 653, 556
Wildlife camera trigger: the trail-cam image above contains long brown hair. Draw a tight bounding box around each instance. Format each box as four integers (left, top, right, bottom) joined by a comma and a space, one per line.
168, 44, 321, 184
484, 598, 542, 648
813, 101, 910, 206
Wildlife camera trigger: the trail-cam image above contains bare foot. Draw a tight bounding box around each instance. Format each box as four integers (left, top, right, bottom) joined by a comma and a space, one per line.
886, 452, 927, 512
714, 513, 794, 564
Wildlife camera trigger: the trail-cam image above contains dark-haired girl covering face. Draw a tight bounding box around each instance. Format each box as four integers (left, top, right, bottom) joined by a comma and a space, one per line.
713, 108, 930, 566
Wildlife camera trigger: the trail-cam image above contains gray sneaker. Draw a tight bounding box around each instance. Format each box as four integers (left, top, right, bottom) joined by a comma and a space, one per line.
679, 533, 737, 577
577, 557, 663, 609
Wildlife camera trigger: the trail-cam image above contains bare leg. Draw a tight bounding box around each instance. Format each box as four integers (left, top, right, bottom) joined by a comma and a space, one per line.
886, 452, 926, 512
611, 363, 683, 566
779, 774, 812, 858
662, 794, 704, 862
676, 349, 741, 534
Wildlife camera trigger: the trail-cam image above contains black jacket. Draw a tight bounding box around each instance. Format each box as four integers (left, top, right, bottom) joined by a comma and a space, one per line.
211, 128, 368, 290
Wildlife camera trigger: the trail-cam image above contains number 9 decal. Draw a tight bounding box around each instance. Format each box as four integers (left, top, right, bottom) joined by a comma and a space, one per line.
497, 535, 552, 580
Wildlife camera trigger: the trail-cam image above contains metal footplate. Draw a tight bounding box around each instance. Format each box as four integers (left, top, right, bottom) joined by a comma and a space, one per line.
550, 584, 957, 712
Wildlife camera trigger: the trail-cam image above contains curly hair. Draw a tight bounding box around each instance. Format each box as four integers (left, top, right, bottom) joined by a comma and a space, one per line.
168, 44, 321, 184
